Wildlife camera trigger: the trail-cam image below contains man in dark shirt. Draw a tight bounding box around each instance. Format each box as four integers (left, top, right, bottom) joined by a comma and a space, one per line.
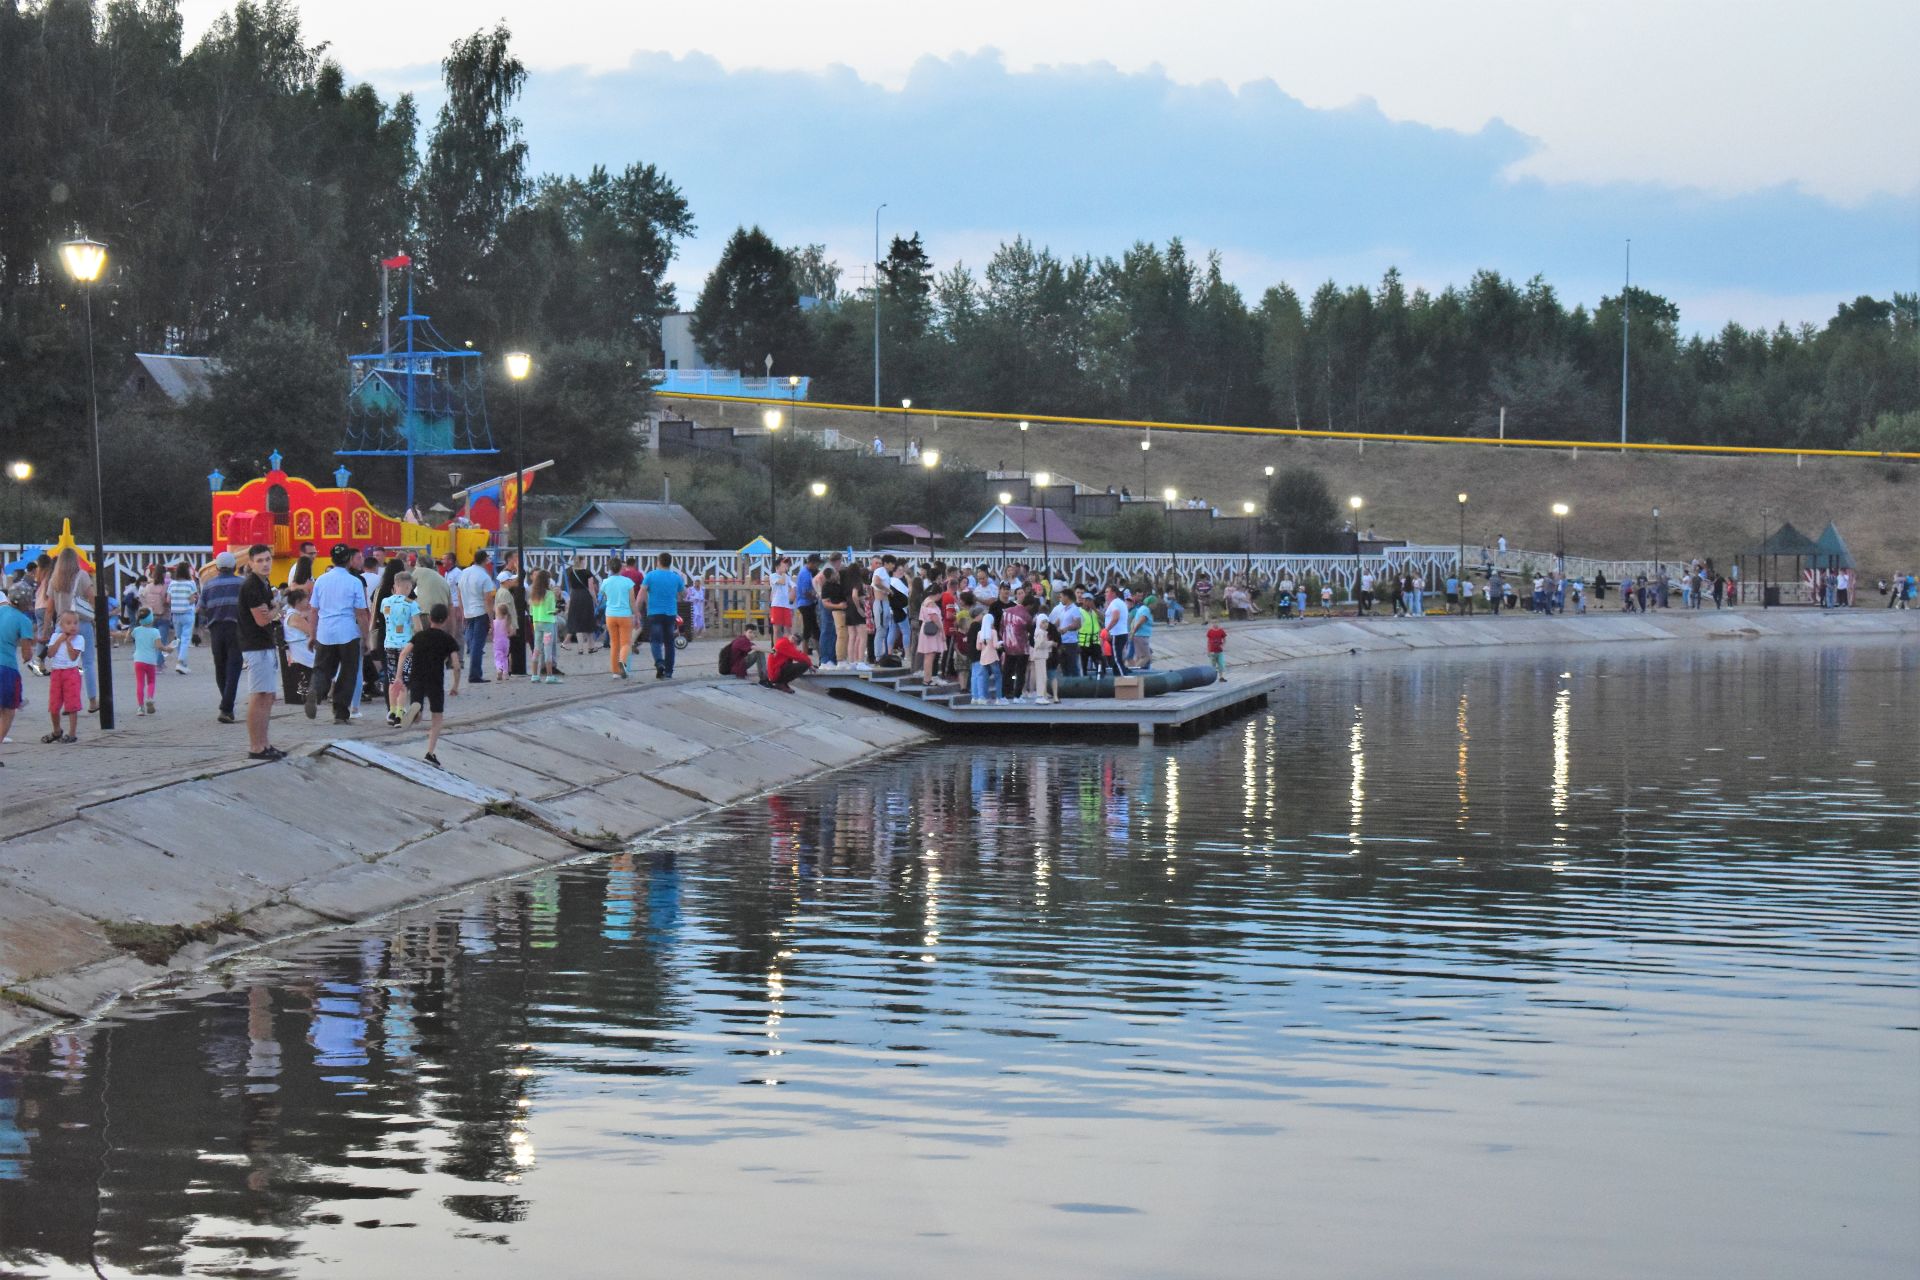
236, 543, 284, 761
199, 551, 245, 723
400, 603, 461, 767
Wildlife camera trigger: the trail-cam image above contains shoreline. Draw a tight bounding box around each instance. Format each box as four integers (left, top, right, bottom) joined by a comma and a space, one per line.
3, 607, 1913, 1050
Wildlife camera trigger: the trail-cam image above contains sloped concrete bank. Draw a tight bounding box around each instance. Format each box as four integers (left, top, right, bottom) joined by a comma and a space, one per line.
0, 679, 929, 1048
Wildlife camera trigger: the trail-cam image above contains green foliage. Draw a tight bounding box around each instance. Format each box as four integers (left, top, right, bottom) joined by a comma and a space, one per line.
1852, 409, 1920, 453
691, 226, 801, 374
1265, 467, 1344, 552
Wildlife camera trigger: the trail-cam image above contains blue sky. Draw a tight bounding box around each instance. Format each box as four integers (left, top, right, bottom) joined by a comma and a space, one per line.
187, 0, 1920, 333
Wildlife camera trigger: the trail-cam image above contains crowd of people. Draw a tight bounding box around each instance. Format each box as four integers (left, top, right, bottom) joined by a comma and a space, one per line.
3, 539, 1911, 769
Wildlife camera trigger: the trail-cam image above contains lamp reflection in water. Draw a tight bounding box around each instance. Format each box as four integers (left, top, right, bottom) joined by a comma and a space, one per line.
1552, 683, 1573, 843
1162, 755, 1181, 870
1348, 706, 1366, 854
1456, 689, 1471, 830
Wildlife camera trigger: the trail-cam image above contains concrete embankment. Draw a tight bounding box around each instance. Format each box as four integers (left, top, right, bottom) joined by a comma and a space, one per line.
0, 679, 929, 1048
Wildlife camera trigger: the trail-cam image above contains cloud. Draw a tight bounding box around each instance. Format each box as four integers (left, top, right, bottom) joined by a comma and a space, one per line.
495, 49, 1916, 331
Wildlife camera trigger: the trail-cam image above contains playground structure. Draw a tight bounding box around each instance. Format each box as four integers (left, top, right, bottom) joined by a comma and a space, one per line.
211, 453, 488, 583
340, 257, 498, 510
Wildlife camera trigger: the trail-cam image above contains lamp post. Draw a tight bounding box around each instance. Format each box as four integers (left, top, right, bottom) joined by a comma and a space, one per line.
1140, 436, 1151, 497
60, 236, 114, 731
1349, 494, 1364, 610
788, 374, 801, 437
900, 398, 912, 458
810, 480, 827, 549
1552, 502, 1569, 572
504, 351, 531, 581
997, 490, 1014, 567
1451, 495, 1466, 594
763, 408, 782, 554
1033, 470, 1051, 576
1019, 420, 1029, 479
873, 201, 887, 407
1651, 506, 1660, 576
8, 460, 30, 555
1241, 500, 1256, 578
921, 449, 940, 553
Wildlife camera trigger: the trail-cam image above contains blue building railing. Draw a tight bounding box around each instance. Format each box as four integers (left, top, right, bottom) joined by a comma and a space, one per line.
651, 370, 811, 401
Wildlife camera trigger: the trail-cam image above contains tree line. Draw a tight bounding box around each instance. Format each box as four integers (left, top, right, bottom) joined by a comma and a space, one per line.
4, 3, 1913, 547
697, 230, 1920, 455
1, 1, 681, 540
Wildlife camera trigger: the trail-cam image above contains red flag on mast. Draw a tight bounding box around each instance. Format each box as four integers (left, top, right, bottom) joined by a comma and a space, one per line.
380, 253, 412, 269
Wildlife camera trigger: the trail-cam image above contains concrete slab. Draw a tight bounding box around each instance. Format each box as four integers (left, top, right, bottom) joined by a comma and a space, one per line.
665, 684, 808, 735
328, 740, 512, 806
549, 704, 712, 767
14, 953, 172, 1017
0, 821, 279, 928
446, 726, 624, 788
610, 700, 752, 752
542, 772, 709, 843
407, 733, 574, 799
200, 751, 461, 859
0, 1000, 57, 1047
290, 815, 576, 921
80, 784, 366, 892
651, 738, 814, 804
0, 886, 119, 987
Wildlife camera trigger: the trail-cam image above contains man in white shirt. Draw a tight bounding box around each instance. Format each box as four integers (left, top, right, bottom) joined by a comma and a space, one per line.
305, 543, 372, 724
457, 550, 498, 684
1103, 586, 1131, 676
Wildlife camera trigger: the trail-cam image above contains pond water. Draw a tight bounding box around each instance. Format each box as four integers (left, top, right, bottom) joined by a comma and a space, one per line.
1, 638, 1915, 1279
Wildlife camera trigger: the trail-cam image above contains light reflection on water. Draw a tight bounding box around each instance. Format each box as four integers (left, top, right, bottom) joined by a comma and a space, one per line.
0, 639, 1915, 1279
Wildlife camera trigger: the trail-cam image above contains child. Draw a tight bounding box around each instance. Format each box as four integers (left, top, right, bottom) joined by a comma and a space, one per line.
400, 603, 461, 767
689, 572, 709, 636
1206, 620, 1228, 682
528, 570, 562, 683
1028, 614, 1057, 704
282, 588, 315, 704
43, 610, 84, 743
130, 608, 169, 715
381, 572, 421, 725
1320, 583, 1334, 616
492, 574, 516, 680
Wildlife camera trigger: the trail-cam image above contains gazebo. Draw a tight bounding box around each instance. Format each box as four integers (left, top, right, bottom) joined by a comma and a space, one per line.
1811, 522, 1854, 571
1744, 522, 1820, 607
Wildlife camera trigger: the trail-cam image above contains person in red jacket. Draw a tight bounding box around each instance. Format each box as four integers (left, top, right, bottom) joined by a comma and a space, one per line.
1206, 622, 1227, 681
766, 634, 813, 692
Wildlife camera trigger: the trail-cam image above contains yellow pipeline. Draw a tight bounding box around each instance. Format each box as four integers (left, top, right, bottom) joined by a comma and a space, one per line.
667, 392, 1920, 461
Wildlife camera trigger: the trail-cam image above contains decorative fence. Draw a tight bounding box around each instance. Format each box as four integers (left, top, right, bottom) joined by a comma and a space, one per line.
9, 543, 1469, 598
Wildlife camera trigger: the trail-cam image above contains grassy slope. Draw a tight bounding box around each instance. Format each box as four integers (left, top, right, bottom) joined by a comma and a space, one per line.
684, 399, 1920, 573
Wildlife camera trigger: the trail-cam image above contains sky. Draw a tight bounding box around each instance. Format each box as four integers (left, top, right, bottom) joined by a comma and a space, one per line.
185, 0, 1920, 333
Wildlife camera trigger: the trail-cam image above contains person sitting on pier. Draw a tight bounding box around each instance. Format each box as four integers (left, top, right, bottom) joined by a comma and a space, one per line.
765, 633, 813, 693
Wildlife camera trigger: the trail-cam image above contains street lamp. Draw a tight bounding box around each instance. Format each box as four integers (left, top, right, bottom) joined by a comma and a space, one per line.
1033, 470, 1051, 575
809, 480, 827, 549
1456, 492, 1468, 604
921, 448, 939, 551
997, 490, 1014, 565
1242, 500, 1256, 577
763, 408, 783, 553
900, 397, 912, 458
788, 374, 801, 439
504, 351, 531, 582
1552, 502, 1570, 572
8, 460, 30, 555
1162, 486, 1177, 570
873, 201, 887, 407
1019, 420, 1029, 479
1349, 494, 1364, 611
60, 236, 114, 730
1651, 506, 1660, 575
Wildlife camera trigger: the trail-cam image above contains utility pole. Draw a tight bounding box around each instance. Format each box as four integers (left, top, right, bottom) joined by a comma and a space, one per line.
1619, 239, 1631, 449
873, 203, 887, 408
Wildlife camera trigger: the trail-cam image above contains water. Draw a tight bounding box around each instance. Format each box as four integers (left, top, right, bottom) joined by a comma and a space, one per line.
2, 639, 1915, 1279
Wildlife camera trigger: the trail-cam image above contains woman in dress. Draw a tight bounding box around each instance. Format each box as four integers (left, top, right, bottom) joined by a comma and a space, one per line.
565, 555, 599, 652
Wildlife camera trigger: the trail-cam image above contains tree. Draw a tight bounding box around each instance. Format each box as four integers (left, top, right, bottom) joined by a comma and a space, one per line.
690, 226, 800, 374
1265, 467, 1342, 552
788, 243, 840, 303
415, 23, 529, 345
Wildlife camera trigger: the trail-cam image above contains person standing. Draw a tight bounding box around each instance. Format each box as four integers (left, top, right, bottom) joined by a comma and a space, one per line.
601, 558, 637, 677
457, 550, 497, 685
166, 562, 198, 674
200, 551, 245, 723
236, 544, 285, 760
563, 554, 599, 651
1103, 586, 1131, 677
769, 556, 794, 637
305, 543, 370, 726
641, 552, 685, 679
0, 583, 38, 762
795, 554, 819, 654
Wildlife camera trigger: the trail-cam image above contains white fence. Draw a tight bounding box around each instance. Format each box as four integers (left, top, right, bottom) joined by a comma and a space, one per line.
8, 543, 1467, 595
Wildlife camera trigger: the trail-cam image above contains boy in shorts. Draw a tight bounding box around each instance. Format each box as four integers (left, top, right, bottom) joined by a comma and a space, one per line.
43, 610, 84, 743
399, 603, 460, 766
0, 583, 37, 762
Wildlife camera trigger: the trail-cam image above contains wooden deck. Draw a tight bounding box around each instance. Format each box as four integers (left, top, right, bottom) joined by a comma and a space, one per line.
806, 666, 1282, 742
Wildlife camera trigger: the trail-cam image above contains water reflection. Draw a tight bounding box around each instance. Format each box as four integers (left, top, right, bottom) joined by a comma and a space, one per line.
1, 640, 1915, 1279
